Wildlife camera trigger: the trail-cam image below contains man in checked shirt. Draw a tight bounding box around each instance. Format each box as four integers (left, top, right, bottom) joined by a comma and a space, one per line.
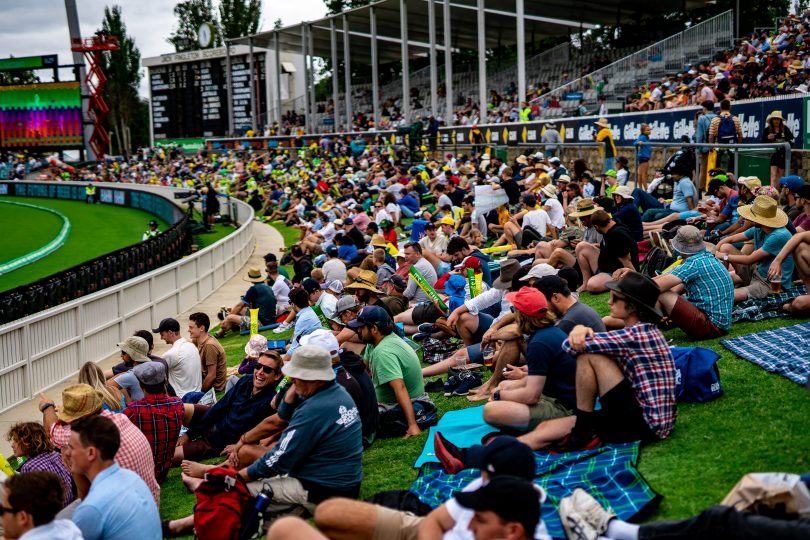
515, 271, 677, 452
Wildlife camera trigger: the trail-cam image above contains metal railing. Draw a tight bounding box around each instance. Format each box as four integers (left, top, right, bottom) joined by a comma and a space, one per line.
534, 10, 734, 110
0, 182, 256, 413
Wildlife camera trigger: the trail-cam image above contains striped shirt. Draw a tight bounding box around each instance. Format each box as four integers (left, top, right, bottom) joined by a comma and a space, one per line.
670, 250, 734, 330
563, 323, 677, 439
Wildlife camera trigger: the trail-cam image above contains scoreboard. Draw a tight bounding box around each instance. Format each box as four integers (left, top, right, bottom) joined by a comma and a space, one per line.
144, 46, 266, 141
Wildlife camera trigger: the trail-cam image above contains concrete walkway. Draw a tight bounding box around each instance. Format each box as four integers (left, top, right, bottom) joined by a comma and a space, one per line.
0, 221, 285, 457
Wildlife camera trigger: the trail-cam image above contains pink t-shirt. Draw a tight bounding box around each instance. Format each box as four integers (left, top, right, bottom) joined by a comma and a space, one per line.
793, 211, 810, 231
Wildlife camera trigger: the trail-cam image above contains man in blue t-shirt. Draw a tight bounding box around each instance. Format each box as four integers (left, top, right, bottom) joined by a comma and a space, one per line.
216, 267, 277, 337
715, 196, 795, 302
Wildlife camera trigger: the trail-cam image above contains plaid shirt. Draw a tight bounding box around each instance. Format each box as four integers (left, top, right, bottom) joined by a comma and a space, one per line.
20, 450, 75, 507
50, 409, 160, 507
124, 394, 184, 484
562, 323, 677, 439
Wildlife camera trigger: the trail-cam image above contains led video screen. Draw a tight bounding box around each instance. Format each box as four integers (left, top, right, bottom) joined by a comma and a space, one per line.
0, 82, 82, 148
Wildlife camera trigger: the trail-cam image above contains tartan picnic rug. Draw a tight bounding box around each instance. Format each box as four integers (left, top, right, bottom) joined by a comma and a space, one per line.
410, 442, 660, 539
731, 285, 807, 323
721, 322, 810, 385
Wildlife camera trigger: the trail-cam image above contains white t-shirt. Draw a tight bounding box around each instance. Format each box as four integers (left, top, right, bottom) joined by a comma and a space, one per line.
420, 232, 449, 254
319, 221, 337, 244
522, 208, 552, 236
616, 168, 629, 186
438, 194, 453, 209
322, 258, 348, 283
441, 477, 551, 540
271, 274, 291, 314
162, 337, 202, 398
374, 208, 393, 225
386, 202, 401, 223
542, 198, 565, 230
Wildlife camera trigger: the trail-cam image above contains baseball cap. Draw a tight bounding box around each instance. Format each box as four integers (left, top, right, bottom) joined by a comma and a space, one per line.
346, 305, 392, 330
326, 245, 338, 257
466, 436, 537, 480
342, 217, 354, 225
518, 263, 558, 282
454, 476, 543, 537
133, 362, 167, 386
505, 286, 549, 316
321, 279, 344, 294
333, 295, 360, 319
549, 157, 561, 164
455, 255, 482, 272
300, 328, 340, 357
779, 175, 806, 192
302, 277, 321, 294
388, 274, 407, 291
439, 215, 456, 226
152, 318, 180, 333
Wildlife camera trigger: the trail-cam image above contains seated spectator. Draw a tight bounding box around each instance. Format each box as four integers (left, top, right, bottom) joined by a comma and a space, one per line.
533, 275, 606, 334
611, 185, 644, 241
579, 210, 639, 293
104, 329, 163, 379
66, 416, 161, 539
380, 274, 410, 317
216, 267, 278, 338
40, 383, 160, 507
186, 312, 227, 402
769, 229, 810, 314
312, 437, 545, 540
124, 362, 184, 484
446, 236, 494, 286
5, 422, 74, 507
348, 306, 428, 438
286, 287, 325, 357
78, 361, 125, 413
715, 196, 795, 302
637, 168, 697, 222
1, 472, 83, 540
518, 272, 676, 453
400, 242, 439, 304
266, 260, 292, 315
494, 193, 555, 249
164, 345, 363, 535
322, 245, 348, 283
152, 317, 202, 400
482, 287, 577, 432
109, 336, 172, 404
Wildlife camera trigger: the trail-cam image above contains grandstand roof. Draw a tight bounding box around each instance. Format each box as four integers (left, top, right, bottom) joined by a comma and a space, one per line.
230, 0, 706, 64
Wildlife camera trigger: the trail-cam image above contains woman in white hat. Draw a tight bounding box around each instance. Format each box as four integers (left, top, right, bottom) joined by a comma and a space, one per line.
762, 110, 795, 189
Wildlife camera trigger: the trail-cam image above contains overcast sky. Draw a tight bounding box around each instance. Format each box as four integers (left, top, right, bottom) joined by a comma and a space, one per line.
0, 0, 327, 97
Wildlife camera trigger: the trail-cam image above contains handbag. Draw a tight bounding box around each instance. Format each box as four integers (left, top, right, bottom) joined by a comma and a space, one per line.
671, 346, 723, 403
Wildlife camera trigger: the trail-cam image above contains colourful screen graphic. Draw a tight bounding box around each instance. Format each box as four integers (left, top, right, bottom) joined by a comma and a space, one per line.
0, 82, 82, 148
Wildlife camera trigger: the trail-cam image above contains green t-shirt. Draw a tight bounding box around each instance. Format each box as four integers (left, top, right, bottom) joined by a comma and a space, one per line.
365, 334, 424, 405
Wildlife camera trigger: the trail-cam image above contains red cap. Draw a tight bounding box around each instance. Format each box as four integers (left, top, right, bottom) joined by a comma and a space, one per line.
455, 256, 482, 272
505, 286, 549, 316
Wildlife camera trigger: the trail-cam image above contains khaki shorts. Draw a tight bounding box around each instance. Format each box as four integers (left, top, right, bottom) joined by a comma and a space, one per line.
739, 269, 771, 300
246, 476, 315, 514
527, 395, 573, 429
372, 505, 424, 540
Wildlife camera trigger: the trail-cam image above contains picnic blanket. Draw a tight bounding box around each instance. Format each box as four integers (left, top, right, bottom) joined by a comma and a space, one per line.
721, 322, 810, 385
731, 285, 807, 323
410, 442, 660, 539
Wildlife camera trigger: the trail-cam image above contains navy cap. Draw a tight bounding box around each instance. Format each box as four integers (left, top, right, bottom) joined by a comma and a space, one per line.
301, 277, 321, 294
346, 305, 392, 330
465, 436, 536, 480
152, 318, 180, 333
326, 245, 338, 257
343, 217, 354, 225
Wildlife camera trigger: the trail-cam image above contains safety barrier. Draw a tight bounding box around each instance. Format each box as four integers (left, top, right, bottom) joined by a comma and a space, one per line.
0, 182, 255, 413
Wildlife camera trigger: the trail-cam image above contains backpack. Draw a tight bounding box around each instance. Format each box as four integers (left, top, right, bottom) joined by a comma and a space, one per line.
717, 115, 738, 144
641, 247, 675, 278
378, 399, 439, 438
194, 466, 252, 540
671, 347, 724, 403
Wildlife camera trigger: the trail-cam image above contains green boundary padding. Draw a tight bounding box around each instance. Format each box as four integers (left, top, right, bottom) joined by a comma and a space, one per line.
0, 200, 71, 275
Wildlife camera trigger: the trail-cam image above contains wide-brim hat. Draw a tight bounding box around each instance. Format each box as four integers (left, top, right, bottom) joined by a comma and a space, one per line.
118, 336, 149, 363
738, 195, 789, 228
594, 118, 610, 129
516, 155, 528, 165
282, 345, 335, 381
612, 185, 634, 200
57, 383, 104, 423
345, 269, 383, 293
670, 225, 706, 255
569, 198, 601, 217
243, 267, 265, 283
370, 234, 388, 248
540, 184, 557, 199
604, 272, 663, 319
492, 258, 521, 290
766, 110, 784, 122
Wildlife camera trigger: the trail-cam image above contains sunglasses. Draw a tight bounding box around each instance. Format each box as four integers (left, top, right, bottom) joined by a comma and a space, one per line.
0, 506, 18, 516
254, 363, 278, 375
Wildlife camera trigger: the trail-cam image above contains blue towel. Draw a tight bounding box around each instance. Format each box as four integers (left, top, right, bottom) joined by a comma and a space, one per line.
721, 322, 810, 385
413, 406, 499, 468
410, 442, 659, 539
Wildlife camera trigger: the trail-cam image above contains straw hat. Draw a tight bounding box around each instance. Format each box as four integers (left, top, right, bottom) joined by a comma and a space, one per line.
56, 384, 104, 423
738, 176, 762, 191
516, 155, 528, 165
556, 174, 571, 184
370, 234, 388, 248
738, 196, 789, 228
243, 267, 265, 283
568, 198, 601, 217
345, 269, 383, 293
766, 110, 784, 122
594, 118, 610, 129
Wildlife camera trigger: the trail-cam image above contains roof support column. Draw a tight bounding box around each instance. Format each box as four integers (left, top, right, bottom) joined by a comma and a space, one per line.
225, 41, 234, 135
443, 0, 453, 125
516, 0, 526, 103
249, 36, 258, 132
343, 14, 352, 130
308, 25, 316, 132
370, 7, 380, 130
477, 0, 486, 123
428, 0, 438, 119
301, 24, 310, 133
274, 32, 283, 127
400, 0, 410, 123
330, 19, 340, 132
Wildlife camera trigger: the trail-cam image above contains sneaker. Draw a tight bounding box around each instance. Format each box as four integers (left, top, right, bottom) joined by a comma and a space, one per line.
443, 375, 461, 396
272, 322, 291, 334
433, 432, 466, 474
451, 371, 482, 396
559, 489, 615, 540
417, 322, 435, 333
412, 332, 431, 342
424, 378, 445, 392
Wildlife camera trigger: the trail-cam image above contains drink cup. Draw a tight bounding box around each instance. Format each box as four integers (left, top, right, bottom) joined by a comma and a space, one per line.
770, 278, 782, 294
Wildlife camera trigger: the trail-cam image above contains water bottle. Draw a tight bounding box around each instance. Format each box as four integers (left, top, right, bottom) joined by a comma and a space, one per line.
239, 483, 274, 540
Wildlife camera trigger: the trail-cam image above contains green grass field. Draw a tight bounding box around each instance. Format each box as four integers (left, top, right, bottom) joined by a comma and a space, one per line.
157, 220, 810, 535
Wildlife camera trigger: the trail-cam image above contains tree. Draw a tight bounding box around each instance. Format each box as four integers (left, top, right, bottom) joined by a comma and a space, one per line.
0, 57, 40, 86
273, 18, 283, 30
323, 0, 372, 15
99, 5, 144, 153
219, 0, 262, 40
168, 0, 218, 52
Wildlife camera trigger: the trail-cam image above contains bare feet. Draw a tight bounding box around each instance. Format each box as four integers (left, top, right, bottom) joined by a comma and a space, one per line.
181, 472, 206, 493
180, 460, 215, 479
467, 390, 491, 402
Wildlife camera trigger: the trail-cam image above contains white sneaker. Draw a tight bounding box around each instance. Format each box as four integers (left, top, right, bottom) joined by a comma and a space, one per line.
560, 489, 615, 540
272, 322, 291, 334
